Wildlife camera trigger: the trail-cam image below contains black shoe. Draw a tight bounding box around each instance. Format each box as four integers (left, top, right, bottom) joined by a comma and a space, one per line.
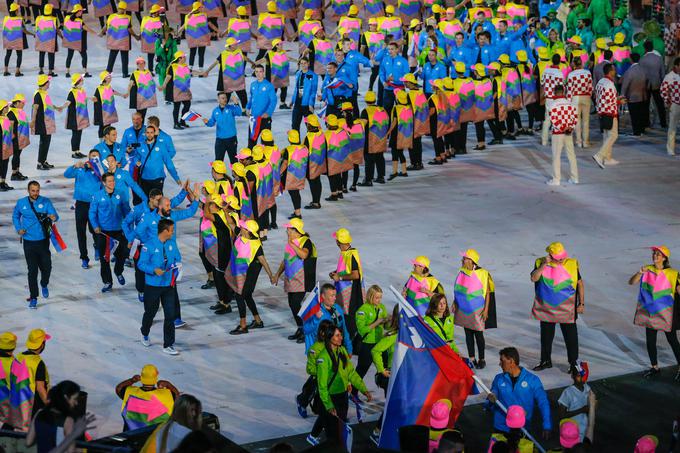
260, 236, 267, 242
489, 139, 503, 145
39, 70, 44, 75
643, 367, 661, 379
457, 149, 468, 155
374, 177, 385, 184
398, 172, 408, 177
504, 134, 516, 140
568, 364, 578, 375
357, 181, 373, 187
65, 72, 71, 77
476, 359, 486, 369
296, 336, 305, 344
325, 195, 338, 202
280, 103, 291, 110
532, 361, 552, 371
406, 165, 418, 171
229, 325, 249, 335
15, 72, 23, 77
48, 72, 57, 77
270, 222, 278, 230
288, 328, 303, 340
303, 203, 321, 209
36, 162, 50, 171
173, 124, 184, 130
209, 303, 222, 310
3, 72, 9, 76
388, 173, 398, 180
248, 320, 264, 329
0, 182, 14, 191
342, 188, 348, 194
201, 280, 215, 290
11, 172, 26, 181
71, 152, 86, 159
122, 73, 130, 78
349, 185, 357, 192
181, 120, 189, 128
428, 159, 443, 165
214, 304, 233, 315
337, 193, 344, 199
473, 145, 486, 151
44, 162, 54, 169
83, 73, 92, 78
416, 163, 425, 169
287, 213, 301, 219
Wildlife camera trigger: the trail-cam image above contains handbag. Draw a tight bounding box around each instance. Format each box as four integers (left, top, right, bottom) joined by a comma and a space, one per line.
28, 200, 52, 239
599, 115, 613, 131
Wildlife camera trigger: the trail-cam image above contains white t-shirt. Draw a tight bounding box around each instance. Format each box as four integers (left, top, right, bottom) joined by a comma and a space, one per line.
557, 383, 590, 441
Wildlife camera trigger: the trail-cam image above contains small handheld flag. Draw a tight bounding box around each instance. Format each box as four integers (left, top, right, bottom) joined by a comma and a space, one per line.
170, 263, 183, 287
297, 283, 321, 322
249, 115, 263, 142
181, 110, 202, 122
324, 77, 345, 90
88, 158, 103, 179
341, 421, 353, 453
102, 233, 119, 263
128, 238, 141, 261
49, 224, 67, 253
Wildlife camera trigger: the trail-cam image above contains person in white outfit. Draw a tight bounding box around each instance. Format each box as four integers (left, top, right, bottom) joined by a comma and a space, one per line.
547, 85, 579, 186
541, 54, 567, 146
592, 64, 624, 169
566, 58, 593, 148
661, 57, 680, 156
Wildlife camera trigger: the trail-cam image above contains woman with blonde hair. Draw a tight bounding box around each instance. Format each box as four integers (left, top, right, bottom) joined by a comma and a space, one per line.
141, 394, 203, 453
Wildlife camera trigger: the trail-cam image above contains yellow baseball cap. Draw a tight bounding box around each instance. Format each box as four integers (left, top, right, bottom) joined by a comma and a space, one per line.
288, 129, 300, 143
99, 70, 111, 82
305, 114, 320, 127
568, 35, 582, 46
595, 37, 608, 50
546, 242, 568, 260
284, 217, 306, 234
385, 4, 395, 13
272, 38, 282, 48
368, 17, 378, 25
446, 6, 455, 14
236, 147, 252, 159
431, 4, 441, 13
149, 4, 161, 13
474, 63, 486, 76
26, 329, 51, 350
411, 255, 431, 268
443, 77, 454, 90
210, 193, 225, 206
37, 74, 50, 86
117, 1, 127, 9
348, 4, 358, 15
401, 73, 418, 85
537, 46, 550, 59
0, 100, 9, 112
211, 160, 227, 174
173, 50, 185, 61
613, 32, 625, 45
333, 227, 352, 244
431, 79, 445, 91
241, 219, 260, 234
341, 101, 353, 111
71, 73, 83, 86
488, 62, 500, 71
71, 3, 83, 12
409, 18, 421, 29
12, 93, 26, 103
326, 114, 338, 127
304, 8, 313, 19
140, 364, 159, 385
651, 245, 671, 259
497, 5, 506, 12
252, 144, 264, 160
365, 90, 376, 103
203, 179, 216, 194
460, 248, 480, 264
261, 129, 274, 142
454, 61, 466, 74
9, 3, 19, 12
396, 90, 408, 104
499, 54, 511, 65
225, 37, 237, 47
516, 49, 528, 62
0, 332, 17, 350
234, 5, 246, 15
267, 0, 276, 12
225, 195, 240, 209
191, 1, 201, 11
472, 0, 483, 5
44, 3, 53, 14
231, 162, 246, 177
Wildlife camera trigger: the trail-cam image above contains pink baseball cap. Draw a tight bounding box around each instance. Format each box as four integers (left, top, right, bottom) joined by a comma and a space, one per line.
429, 399, 452, 430
634, 435, 659, 453
506, 405, 525, 429
559, 419, 580, 448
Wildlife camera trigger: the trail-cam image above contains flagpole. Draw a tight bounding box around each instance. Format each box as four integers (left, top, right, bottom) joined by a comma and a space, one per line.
471, 375, 547, 453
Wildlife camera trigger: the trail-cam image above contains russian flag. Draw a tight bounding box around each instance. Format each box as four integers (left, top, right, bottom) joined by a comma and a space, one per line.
49, 224, 67, 253
170, 263, 183, 287
297, 283, 321, 323
378, 286, 474, 450
181, 110, 202, 122
102, 233, 119, 263
324, 77, 345, 90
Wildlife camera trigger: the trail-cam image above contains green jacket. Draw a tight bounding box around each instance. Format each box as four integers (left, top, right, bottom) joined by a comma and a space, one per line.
372, 332, 397, 373
155, 37, 178, 86
424, 315, 459, 353
586, 0, 612, 38
536, 29, 566, 53
566, 4, 585, 39
316, 346, 367, 411
356, 302, 388, 344
306, 341, 324, 376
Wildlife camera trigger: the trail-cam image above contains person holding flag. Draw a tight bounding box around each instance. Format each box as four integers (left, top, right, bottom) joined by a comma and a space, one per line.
64, 149, 103, 270
320, 61, 353, 118
329, 227, 363, 342
89, 172, 130, 293
202, 91, 243, 164
402, 255, 445, 316
138, 218, 182, 355
273, 218, 317, 343
246, 64, 277, 147
302, 283, 352, 353
12, 181, 58, 309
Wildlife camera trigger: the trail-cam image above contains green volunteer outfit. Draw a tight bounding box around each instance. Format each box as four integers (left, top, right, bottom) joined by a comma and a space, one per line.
316, 346, 367, 411
424, 314, 459, 353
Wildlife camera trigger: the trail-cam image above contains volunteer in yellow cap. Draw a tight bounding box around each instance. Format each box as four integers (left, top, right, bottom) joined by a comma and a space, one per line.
3, 3, 30, 76
272, 218, 318, 341
178, 1, 221, 71
301, 114, 326, 209
254, 1, 284, 62
116, 364, 179, 430
62, 4, 96, 79
388, 88, 412, 180
139, 5, 164, 73
629, 246, 680, 379
6, 94, 30, 181
101, 0, 140, 79
280, 129, 308, 217
34, 74, 68, 169
260, 37, 291, 109
34, 5, 59, 77
226, 218, 276, 335
358, 91, 388, 186
64, 73, 91, 159
530, 242, 584, 373
160, 51, 195, 129
15, 329, 51, 423
330, 227, 364, 339
202, 91, 244, 164
403, 256, 445, 315
0, 331, 18, 423
452, 249, 497, 368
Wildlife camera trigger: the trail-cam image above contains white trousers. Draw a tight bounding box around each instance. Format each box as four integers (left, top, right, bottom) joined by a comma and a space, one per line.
595, 117, 618, 161
552, 133, 578, 181
572, 95, 591, 146
668, 103, 680, 155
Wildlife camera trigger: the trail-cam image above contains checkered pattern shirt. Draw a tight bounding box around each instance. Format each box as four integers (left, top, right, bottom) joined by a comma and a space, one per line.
566, 69, 593, 97
661, 71, 680, 106
541, 66, 565, 100
549, 97, 578, 134
665, 22, 679, 56
596, 77, 618, 117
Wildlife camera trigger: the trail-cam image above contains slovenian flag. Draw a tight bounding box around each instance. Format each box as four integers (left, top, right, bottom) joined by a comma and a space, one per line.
170, 263, 183, 287
249, 115, 263, 142
378, 286, 474, 450
324, 78, 345, 90
89, 158, 103, 180
102, 233, 119, 263
341, 421, 353, 452
181, 110, 202, 122
297, 283, 321, 323
50, 224, 67, 253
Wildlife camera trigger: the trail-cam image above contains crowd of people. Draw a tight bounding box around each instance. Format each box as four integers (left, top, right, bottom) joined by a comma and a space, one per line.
2, 0, 680, 450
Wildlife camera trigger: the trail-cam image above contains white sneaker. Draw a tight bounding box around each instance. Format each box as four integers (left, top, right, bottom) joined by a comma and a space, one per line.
668, 151, 676, 156
163, 346, 179, 355
546, 179, 560, 186
592, 155, 605, 169
606, 158, 619, 166
141, 334, 151, 347
568, 178, 579, 184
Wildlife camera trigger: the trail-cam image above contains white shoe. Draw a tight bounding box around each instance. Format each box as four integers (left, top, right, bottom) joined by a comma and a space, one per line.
546, 179, 560, 186
583, 142, 591, 147
668, 151, 676, 156
163, 346, 179, 355
141, 334, 151, 347
606, 158, 619, 166
568, 178, 579, 184
592, 155, 605, 169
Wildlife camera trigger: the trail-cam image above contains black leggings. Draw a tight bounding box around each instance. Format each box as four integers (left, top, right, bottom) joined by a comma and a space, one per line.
38, 52, 55, 71
11, 142, 22, 170
464, 328, 485, 359
308, 176, 322, 203
369, 66, 379, 91
0, 158, 9, 179
172, 100, 191, 125
328, 173, 342, 193
146, 52, 154, 73
390, 147, 406, 164
646, 328, 680, 367
37, 134, 51, 163
137, 108, 147, 123
340, 166, 359, 189
4, 49, 22, 68
66, 49, 88, 69
288, 292, 304, 327
475, 120, 502, 142
320, 392, 349, 444
540, 321, 578, 365
506, 110, 522, 134
355, 341, 374, 378
214, 269, 233, 304
106, 49, 129, 75
409, 136, 422, 165
70, 129, 82, 152
289, 189, 301, 210
189, 46, 206, 68
277, 87, 288, 104
235, 291, 258, 319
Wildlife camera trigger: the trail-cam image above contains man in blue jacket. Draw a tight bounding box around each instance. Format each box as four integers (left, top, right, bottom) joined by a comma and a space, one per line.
64, 149, 103, 269
89, 172, 130, 293
303, 283, 352, 354
486, 347, 552, 439
341, 38, 371, 114
247, 64, 277, 147
120, 112, 145, 155
290, 57, 318, 132
148, 116, 176, 159
321, 61, 354, 117
379, 41, 408, 113
130, 125, 181, 201
12, 180, 59, 309
138, 218, 182, 356
94, 126, 128, 169
104, 154, 147, 210
203, 92, 243, 164
421, 49, 448, 96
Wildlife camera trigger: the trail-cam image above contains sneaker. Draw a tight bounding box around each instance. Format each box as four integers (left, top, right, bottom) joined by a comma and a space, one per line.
41, 286, 49, 298
174, 318, 187, 328
141, 334, 151, 347
605, 158, 619, 166
11, 172, 28, 181
28, 298, 38, 309
643, 367, 660, 379
229, 325, 249, 335
43, 162, 55, 169
116, 274, 126, 285
0, 182, 14, 191
248, 320, 264, 329
387, 173, 398, 181
270, 222, 278, 230
374, 177, 386, 184
568, 178, 579, 184
306, 434, 321, 446
214, 304, 232, 314
303, 203, 321, 209
357, 181, 373, 187
397, 172, 408, 177
546, 179, 560, 186
138, 292, 144, 303
81, 259, 89, 269
163, 346, 179, 355
101, 283, 113, 293
124, 258, 133, 268
592, 155, 605, 169
200, 280, 215, 289
36, 162, 50, 171
288, 329, 303, 340
71, 151, 86, 159
532, 361, 552, 371
476, 359, 486, 369
325, 195, 338, 201
296, 394, 308, 418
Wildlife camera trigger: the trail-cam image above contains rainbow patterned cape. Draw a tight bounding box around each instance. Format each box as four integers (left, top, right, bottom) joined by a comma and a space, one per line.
635, 267, 679, 332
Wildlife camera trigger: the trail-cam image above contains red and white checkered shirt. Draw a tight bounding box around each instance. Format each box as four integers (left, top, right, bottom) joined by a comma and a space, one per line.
541, 66, 565, 100
596, 77, 618, 117
661, 71, 680, 106
664, 22, 679, 56
566, 69, 593, 97
549, 97, 578, 134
